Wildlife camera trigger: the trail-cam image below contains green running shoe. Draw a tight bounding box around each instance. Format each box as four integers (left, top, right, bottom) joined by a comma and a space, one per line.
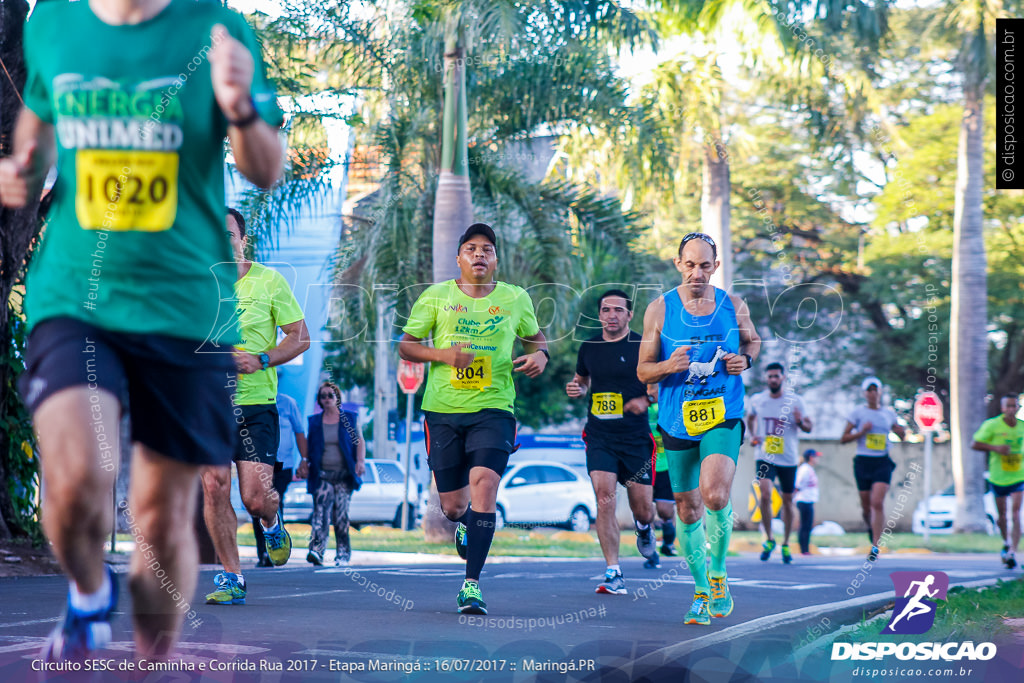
264, 510, 292, 566
684, 592, 711, 625
708, 574, 733, 618
455, 522, 468, 560
205, 572, 246, 605
457, 579, 487, 614
781, 545, 792, 564
759, 538, 776, 562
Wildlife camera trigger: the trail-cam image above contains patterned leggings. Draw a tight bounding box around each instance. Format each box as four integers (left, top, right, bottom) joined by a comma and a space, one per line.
310, 479, 353, 561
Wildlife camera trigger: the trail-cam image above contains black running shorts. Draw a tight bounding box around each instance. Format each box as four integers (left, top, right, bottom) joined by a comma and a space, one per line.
582, 431, 656, 487
755, 459, 798, 494
853, 455, 896, 491
233, 403, 280, 465
424, 409, 517, 492
652, 467, 674, 502
20, 316, 236, 467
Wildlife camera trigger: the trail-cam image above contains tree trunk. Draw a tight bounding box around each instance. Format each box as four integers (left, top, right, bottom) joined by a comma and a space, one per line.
950, 80, 988, 533
0, 0, 37, 542
423, 36, 472, 542
702, 138, 731, 290
432, 39, 473, 284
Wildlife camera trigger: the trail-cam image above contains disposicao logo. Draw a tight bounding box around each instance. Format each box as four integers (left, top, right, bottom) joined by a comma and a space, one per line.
883, 571, 948, 635
831, 571, 997, 662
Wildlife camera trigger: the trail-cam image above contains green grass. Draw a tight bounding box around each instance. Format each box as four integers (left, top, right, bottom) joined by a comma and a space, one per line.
730, 531, 1004, 554
112, 529, 1004, 558
837, 578, 1024, 643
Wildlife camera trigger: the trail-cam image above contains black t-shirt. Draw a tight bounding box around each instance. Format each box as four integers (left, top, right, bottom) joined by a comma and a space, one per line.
576, 330, 651, 440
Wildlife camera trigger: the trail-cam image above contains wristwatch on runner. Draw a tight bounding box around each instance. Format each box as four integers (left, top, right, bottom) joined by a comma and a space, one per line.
743, 354, 753, 370
259, 352, 271, 370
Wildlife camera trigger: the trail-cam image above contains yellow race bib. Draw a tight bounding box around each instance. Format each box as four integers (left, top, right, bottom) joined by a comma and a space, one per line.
76, 150, 179, 231
591, 392, 623, 419
450, 356, 492, 391
1002, 453, 1023, 471
865, 433, 887, 451
764, 435, 785, 455
682, 397, 726, 435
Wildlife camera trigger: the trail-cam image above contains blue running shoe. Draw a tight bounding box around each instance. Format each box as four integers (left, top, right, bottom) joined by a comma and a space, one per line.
42, 566, 118, 662
684, 592, 711, 625
760, 538, 776, 561
205, 572, 246, 605
708, 574, 733, 618
595, 568, 627, 595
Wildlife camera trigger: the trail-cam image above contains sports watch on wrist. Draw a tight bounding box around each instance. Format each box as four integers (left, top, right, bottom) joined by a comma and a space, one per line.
743, 353, 753, 370
259, 352, 271, 370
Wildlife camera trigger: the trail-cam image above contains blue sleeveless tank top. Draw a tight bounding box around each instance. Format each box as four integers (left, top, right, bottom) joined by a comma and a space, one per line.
657, 286, 745, 440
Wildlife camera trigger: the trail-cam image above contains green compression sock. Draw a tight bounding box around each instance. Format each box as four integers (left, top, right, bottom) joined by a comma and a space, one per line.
706, 501, 733, 578
680, 519, 710, 593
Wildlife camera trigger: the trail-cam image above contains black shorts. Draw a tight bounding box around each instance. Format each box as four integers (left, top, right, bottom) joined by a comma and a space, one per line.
234, 404, 279, 465
583, 431, 655, 486
755, 459, 798, 494
853, 455, 896, 491
424, 409, 517, 492
991, 481, 1024, 496
19, 316, 236, 467
652, 468, 674, 502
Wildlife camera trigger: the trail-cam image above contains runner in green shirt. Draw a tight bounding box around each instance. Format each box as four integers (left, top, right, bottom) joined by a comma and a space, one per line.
399, 223, 548, 615
0, 0, 283, 661
970, 395, 1024, 569
201, 208, 309, 605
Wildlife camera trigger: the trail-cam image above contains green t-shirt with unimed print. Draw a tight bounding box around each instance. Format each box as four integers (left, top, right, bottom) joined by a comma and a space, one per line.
972, 415, 1024, 487
402, 280, 540, 414
22, 0, 283, 344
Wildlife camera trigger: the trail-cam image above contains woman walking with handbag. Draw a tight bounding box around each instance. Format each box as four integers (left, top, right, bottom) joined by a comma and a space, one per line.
299, 382, 365, 566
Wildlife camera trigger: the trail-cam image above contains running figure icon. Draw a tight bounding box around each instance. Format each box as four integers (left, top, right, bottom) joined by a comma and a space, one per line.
885, 574, 939, 633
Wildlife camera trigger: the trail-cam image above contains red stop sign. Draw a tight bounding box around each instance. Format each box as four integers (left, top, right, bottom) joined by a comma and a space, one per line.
397, 360, 425, 394
914, 392, 943, 431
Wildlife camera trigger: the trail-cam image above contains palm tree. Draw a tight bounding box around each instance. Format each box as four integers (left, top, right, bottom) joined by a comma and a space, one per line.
947, 0, 1001, 532
649, 0, 892, 287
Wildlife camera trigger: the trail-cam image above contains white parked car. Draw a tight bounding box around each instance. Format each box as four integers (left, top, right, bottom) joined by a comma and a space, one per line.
910, 481, 1021, 536
495, 460, 597, 532
234, 460, 420, 529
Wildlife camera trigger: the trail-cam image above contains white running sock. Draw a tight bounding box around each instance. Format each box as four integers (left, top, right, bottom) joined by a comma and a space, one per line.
607, 564, 621, 575
261, 518, 280, 533
70, 572, 111, 613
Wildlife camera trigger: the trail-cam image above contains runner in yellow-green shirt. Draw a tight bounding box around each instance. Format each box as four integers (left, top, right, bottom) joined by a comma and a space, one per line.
399, 223, 548, 615
971, 394, 1024, 570
201, 208, 310, 605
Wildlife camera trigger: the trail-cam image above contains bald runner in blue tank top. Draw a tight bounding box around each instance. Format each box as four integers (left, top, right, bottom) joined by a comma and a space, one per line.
638, 232, 761, 626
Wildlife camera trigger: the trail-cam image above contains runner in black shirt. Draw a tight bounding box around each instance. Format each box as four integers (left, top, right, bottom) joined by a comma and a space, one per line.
566, 290, 658, 595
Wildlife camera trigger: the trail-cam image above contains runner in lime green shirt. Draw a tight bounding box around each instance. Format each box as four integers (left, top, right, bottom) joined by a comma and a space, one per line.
399, 223, 548, 616
0, 0, 284, 662
201, 208, 310, 604
971, 395, 1024, 569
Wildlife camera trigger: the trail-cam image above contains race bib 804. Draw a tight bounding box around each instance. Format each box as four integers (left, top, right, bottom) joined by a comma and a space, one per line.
450, 356, 492, 391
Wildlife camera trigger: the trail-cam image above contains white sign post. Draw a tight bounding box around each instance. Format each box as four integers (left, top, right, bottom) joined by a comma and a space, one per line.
396, 361, 425, 531
914, 392, 943, 544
